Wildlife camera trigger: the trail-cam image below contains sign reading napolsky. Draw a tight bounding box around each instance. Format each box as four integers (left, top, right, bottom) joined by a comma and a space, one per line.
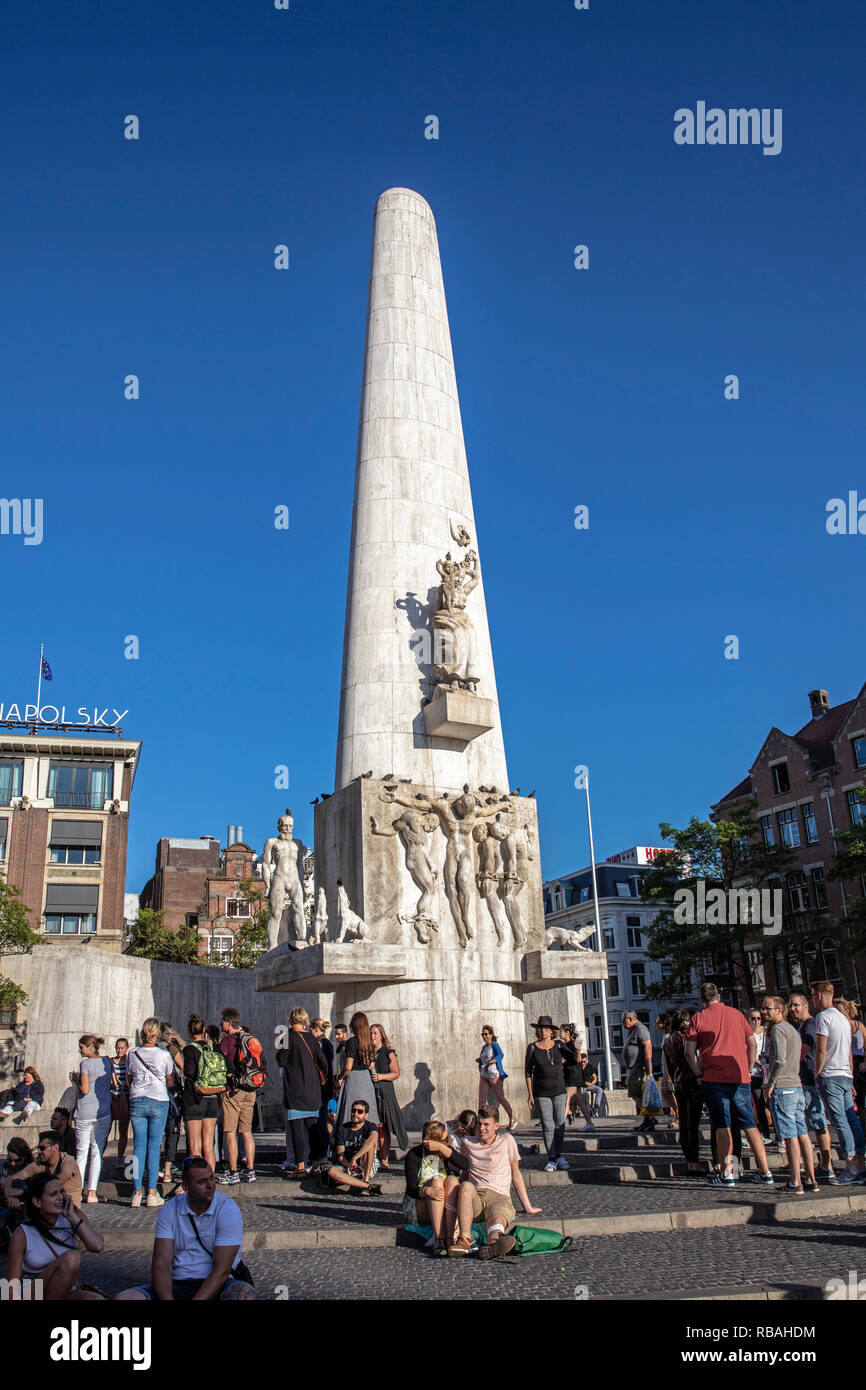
0, 703, 129, 727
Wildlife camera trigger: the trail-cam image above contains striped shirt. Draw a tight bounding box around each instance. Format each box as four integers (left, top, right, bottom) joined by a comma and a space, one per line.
112, 1055, 129, 1090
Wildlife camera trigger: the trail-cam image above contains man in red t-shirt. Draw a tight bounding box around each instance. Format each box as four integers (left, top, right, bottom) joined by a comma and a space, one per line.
685, 982, 773, 1189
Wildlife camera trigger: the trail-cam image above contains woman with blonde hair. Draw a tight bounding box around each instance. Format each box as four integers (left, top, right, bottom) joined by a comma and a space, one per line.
370, 1022, 409, 1168
402, 1119, 469, 1256
836, 999, 866, 1118
127, 1017, 175, 1208
71, 1035, 113, 1204
334, 1011, 378, 1128
275, 1007, 328, 1178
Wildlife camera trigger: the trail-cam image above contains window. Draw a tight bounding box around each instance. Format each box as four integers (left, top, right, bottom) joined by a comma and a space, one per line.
49, 845, 100, 864
0, 760, 23, 806
802, 803, 818, 845
810, 867, 828, 910
636, 1011, 651, 1027
660, 959, 673, 982
45, 913, 97, 935
731, 836, 750, 863
788, 951, 803, 987
820, 936, 841, 981
0, 1003, 18, 1027
592, 1015, 603, 1049
587, 980, 600, 1001
760, 815, 775, 849
186, 913, 199, 928
226, 899, 252, 918
747, 949, 766, 991
774, 946, 789, 989
578, 886, 590, 903
848, 789, 866, 827
610, 1024, 623, 1049
772, 763, 790, 794
48, 762, 113, 810
631, 962, 647, 997
777, 808, 801, 848
210, 935, 233, 965
607, 965, 620, 997
853, 737, 866, 769
0, 817, 7, 862
615, 880, 632, 897
601, 916, 616, 950
552, 886, 565, 911
787, 871, 810, 912
802, 940, 819, 981
627, 925, 643, 949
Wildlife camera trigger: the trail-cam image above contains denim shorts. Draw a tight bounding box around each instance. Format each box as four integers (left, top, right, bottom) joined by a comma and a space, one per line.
133, 1277, 245, 1301
700, 1080, 754, 1131
769, 1087, 807, 1140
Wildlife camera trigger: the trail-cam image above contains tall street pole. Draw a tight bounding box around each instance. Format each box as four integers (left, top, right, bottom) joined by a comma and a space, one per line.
585, 774, 615, 1095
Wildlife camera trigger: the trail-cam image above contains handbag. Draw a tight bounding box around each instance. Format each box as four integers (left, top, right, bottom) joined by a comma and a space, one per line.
188, 1213, 254, 1287
298, 1032, 327, 1088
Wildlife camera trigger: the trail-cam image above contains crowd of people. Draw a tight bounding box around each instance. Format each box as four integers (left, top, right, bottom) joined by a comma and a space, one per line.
3, 979, 863, 1297
647, 980, 866, 1192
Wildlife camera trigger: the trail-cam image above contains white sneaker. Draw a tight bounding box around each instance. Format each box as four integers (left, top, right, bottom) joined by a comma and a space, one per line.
146, 1192, 165, 1207
544, 1161, 557, 1172
130, 1192, 142, 1209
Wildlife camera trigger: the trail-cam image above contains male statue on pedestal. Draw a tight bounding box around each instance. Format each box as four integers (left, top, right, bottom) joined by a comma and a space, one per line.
261, 810, 307, 951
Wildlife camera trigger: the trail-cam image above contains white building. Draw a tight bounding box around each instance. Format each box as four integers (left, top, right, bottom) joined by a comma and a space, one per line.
544, 846, 699, 1076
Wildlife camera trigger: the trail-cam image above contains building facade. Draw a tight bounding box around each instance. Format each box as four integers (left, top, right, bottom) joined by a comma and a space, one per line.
0, 728, 141, 951
711, 686, 866, 1005
138, 829, 265, 964
544, 846, 699, 1075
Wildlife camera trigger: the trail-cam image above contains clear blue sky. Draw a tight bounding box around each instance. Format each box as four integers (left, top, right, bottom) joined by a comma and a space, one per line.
3, 0, 864, 894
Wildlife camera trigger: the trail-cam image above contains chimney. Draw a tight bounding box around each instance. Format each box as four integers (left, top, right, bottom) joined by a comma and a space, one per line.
808, 689, 830, 719
236, 825, 243, 845
227, 825, 235, 846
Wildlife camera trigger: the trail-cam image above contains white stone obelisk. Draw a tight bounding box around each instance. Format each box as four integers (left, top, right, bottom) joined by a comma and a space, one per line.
335, 187, 508, 794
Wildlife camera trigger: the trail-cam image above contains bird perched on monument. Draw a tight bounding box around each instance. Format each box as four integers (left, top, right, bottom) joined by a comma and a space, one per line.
310, 798, 320, 806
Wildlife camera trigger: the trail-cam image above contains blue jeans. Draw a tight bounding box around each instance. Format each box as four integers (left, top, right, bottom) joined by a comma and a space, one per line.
818, 1075, 865, 1160
130, 1097, 169, 1192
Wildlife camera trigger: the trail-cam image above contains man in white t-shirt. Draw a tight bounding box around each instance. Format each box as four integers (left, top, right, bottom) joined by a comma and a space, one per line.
448, 1104, 541, 1260
115, 1158, 256, 1300
813, 980, 866, 1182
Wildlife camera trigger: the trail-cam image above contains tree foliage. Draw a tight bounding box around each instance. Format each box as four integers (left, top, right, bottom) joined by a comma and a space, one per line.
828, 791, 866, 953
0, 879, 41, 1016
642, 804, 797, 1006
230, 879, 268, 970
128, 907, 200, 964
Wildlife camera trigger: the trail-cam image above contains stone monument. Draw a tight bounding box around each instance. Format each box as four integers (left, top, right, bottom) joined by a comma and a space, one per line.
257, 188, 607, 1123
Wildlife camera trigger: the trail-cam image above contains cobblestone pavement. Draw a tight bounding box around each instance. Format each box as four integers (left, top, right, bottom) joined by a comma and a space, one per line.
72, 1210, 866, 1300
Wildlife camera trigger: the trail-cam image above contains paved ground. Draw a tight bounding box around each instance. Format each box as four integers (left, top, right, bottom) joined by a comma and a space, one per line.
72, 1209, 866, 1300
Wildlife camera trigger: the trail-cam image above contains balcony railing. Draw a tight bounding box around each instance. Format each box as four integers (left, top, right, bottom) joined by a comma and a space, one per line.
52, 792, 107, 809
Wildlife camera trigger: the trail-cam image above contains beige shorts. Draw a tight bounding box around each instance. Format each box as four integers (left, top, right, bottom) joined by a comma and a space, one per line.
221, 1089, 256, 1135
470, 1185, 515, 1230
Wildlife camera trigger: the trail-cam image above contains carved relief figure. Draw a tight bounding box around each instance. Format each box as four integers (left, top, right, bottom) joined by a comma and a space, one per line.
371, 806, 440, 945
314, 886, 329, 943
432, 547, 481, 690
261, 810, 307, 951
335, 881, 369, 942
472, 822, 510, 947
489, 815, 533, 949
383, 788, 508, 948
547, 923, 596, 951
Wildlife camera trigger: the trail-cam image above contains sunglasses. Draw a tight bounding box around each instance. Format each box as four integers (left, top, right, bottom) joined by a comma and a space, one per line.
351, 1107, 366, 1114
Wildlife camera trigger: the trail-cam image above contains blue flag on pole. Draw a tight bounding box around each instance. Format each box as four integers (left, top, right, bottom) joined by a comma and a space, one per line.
41, 657, 53, 681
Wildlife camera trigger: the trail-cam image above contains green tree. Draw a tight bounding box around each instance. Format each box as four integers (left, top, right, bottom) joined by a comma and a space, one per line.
642, 804, 796, 1006
128, 907, 200, 964
0, 880, 41, 1016
230, 880, 268, 970
828, 791, 866, 953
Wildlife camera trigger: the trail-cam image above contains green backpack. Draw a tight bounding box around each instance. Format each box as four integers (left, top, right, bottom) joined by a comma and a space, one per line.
194, 1041, 227, 1095
510, 1226, 572, 1255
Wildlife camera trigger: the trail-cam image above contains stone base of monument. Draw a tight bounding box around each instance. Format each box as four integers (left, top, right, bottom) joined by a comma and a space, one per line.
256, 941, 608, 1126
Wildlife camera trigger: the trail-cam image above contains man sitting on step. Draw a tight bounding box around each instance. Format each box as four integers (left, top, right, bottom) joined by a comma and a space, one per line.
322, 1100, 383, 1196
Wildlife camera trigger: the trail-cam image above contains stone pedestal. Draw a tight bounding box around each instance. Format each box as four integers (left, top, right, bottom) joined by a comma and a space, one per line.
257, 938, 608, 1127
423, 688, 497, 743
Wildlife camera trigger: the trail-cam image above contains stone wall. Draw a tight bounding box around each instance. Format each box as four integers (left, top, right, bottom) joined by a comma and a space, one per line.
0, 943, 322, 1126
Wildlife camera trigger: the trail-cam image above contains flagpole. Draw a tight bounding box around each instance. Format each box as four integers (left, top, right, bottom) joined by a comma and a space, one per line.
36, 643, 44, 718
585, 774, 615, 1097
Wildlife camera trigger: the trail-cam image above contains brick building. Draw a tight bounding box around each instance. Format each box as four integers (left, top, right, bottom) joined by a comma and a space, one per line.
0, 728, 141, 951
138, 830, 264, 964
711, 686, 866, 1004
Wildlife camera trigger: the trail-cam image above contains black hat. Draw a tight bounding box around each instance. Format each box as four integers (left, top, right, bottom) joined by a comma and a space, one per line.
531, 1015, 557, 1030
